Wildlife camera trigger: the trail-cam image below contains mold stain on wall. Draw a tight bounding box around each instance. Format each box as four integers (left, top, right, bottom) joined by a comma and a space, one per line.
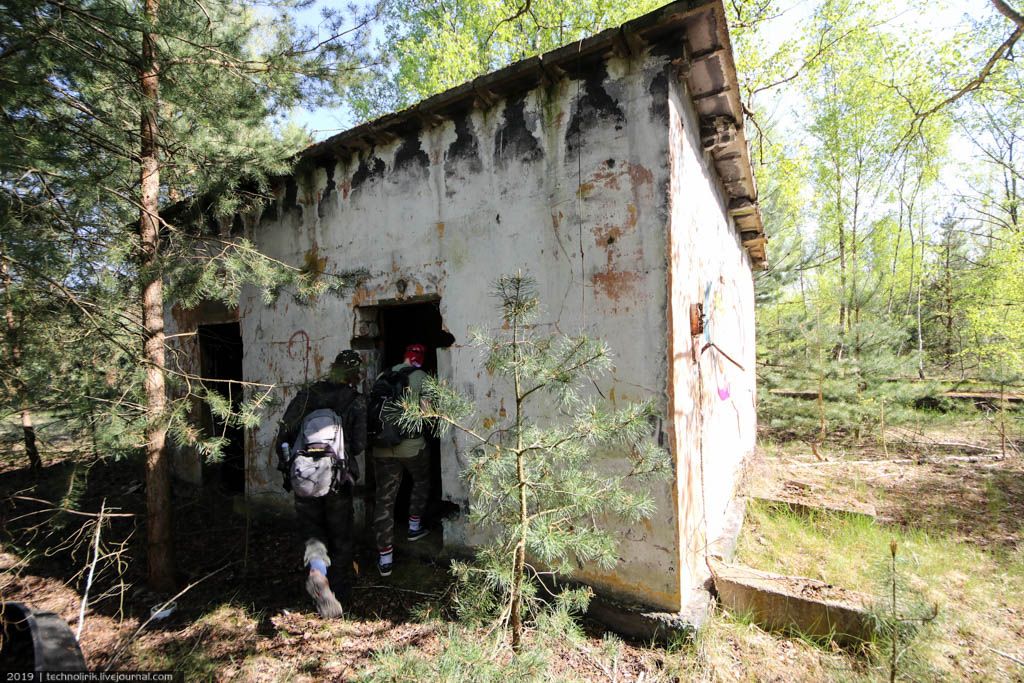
566, 63, 626, 157
494, 95, 543, 166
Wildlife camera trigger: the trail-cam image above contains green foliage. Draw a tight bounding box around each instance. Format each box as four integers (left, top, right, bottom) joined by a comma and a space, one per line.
745, 0, 1024, 440
0, 0, 372, 466
348, 0, 663, 119
868, 540, 939, 681
362, 625, 552, 683
398, 273, 669, 648
362, 589, 597, 682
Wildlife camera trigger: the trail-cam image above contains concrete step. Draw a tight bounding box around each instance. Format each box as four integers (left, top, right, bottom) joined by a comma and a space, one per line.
709, 558, 876, 646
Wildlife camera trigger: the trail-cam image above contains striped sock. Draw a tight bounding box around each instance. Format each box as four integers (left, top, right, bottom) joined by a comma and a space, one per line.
379, 547, 393, 564
408, 515, 422, 532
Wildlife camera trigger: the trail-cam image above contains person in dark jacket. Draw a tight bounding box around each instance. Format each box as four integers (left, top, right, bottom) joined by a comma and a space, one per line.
372, 343, 431, 576
275, 350, 366, 618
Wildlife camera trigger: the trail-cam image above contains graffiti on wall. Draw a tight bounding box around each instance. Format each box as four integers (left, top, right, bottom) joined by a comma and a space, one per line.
287, 330, 311, 384
701, 277, 744, 401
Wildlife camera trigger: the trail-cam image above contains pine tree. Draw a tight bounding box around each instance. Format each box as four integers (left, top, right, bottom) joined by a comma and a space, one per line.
1, 0, 372, 589
397, 273, 668, 652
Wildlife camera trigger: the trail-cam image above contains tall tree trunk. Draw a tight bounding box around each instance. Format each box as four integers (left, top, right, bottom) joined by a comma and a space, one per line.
140, 0, 174, 592
916, 216, 926, 381
836, 156, 847, 335
1007, 138, 1018, 229
851, 169, 861, 356
1, 256, 41, 471
886, 196, 903, 316
943, 232, 954, 368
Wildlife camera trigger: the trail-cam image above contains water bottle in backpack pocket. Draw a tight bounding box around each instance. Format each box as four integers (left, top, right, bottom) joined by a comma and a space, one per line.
290, 408, 346, 498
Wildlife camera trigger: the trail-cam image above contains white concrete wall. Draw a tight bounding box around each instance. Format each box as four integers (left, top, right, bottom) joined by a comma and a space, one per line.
167, 46, 756, 611
666, 76, 757, 597
260, 52, 678, 609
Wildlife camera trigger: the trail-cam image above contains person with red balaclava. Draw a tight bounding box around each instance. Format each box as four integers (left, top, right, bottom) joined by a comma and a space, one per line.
371, 343, 431, 576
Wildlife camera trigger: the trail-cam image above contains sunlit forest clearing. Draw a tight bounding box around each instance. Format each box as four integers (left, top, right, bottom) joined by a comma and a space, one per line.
2, 0, 1022, 680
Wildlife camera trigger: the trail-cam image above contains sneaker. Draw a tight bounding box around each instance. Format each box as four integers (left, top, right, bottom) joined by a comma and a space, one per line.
377, 558, 393, 577
407, 527, 431, 542
305, 571, 344, 619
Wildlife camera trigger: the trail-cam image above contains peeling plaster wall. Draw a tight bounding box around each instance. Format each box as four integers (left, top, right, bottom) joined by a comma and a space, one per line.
666, 75, 757, 597
166, 44, 756, 611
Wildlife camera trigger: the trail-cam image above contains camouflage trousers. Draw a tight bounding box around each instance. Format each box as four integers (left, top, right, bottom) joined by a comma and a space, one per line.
294, 484, 354, 586
372, 446, 430, 550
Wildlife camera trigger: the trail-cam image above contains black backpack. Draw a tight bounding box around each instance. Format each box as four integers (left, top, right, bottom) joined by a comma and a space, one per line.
368, 366, 418, 447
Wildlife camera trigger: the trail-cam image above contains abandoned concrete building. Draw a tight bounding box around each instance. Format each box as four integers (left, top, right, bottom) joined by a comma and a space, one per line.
168, 0, 766, 616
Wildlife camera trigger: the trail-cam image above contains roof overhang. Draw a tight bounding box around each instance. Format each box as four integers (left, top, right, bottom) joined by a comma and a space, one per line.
302, 0, 766, 266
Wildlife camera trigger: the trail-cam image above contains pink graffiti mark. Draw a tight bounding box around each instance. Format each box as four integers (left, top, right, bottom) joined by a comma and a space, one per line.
287, 330, 311, 383
700, 341, 741, 402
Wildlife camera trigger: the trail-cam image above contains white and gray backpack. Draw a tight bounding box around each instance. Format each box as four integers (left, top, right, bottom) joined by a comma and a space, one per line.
290, 408, 346, 498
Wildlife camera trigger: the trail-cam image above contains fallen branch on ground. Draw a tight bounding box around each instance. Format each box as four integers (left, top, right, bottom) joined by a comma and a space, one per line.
789, 452, 1010, 467
8, 495, 134, 517
76, 500, 106, 641
987, 647, 1024, 667
363, 585, 440, 598
890, 439, 1007, 455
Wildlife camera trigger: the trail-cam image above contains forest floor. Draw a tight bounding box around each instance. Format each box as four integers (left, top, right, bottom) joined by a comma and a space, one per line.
1, 411, 1022, 681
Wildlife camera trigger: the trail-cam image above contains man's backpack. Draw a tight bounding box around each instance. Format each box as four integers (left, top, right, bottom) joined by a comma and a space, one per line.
368, 366, 418, 448
289, 408, 346, 498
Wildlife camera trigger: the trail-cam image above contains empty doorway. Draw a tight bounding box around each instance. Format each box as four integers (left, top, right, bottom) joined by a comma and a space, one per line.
197, 322, 245, 494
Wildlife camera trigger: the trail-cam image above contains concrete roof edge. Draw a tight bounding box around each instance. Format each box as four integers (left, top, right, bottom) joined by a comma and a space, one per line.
299, 0, 765, 265
303, 0, 714, 160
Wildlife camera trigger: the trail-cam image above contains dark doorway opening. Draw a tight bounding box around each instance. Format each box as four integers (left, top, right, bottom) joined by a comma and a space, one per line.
197, 322, 245, 494
375, 301, 459, 536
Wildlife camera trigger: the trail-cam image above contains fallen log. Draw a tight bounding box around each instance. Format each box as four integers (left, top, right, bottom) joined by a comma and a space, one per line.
753, 497, 877, 522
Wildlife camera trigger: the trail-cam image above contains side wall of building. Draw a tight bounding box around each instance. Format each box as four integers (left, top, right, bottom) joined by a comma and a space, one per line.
665, 76, 757, 596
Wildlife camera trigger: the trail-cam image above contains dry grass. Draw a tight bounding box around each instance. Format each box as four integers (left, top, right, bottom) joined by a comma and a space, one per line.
713, 413, 1024, 682
3, 411, 1022, 681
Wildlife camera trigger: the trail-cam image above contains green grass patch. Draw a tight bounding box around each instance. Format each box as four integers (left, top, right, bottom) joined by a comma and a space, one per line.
735, 500, 1024, 680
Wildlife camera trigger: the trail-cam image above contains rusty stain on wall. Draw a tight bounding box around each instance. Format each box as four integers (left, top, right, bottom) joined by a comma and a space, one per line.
303, 242, 328, 279
163, 9, 759, 614
591, 269, 642, 302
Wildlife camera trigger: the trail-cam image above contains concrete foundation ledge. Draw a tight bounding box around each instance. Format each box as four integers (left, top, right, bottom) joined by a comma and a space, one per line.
586, 587, 713, 645
708, 495, 747, 562
752, 496, 877, 523
709, 558, 877, 646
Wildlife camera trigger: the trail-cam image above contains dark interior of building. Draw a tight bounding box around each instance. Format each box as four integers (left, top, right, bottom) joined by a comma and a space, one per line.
375, 301, 459, 533
197, 322, 245, 495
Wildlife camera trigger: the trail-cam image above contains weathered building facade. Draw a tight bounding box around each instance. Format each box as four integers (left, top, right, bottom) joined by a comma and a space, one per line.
168, 0, 765, 613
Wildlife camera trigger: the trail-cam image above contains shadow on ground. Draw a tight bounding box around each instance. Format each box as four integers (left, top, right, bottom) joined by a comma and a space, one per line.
0, 453, 453, 676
